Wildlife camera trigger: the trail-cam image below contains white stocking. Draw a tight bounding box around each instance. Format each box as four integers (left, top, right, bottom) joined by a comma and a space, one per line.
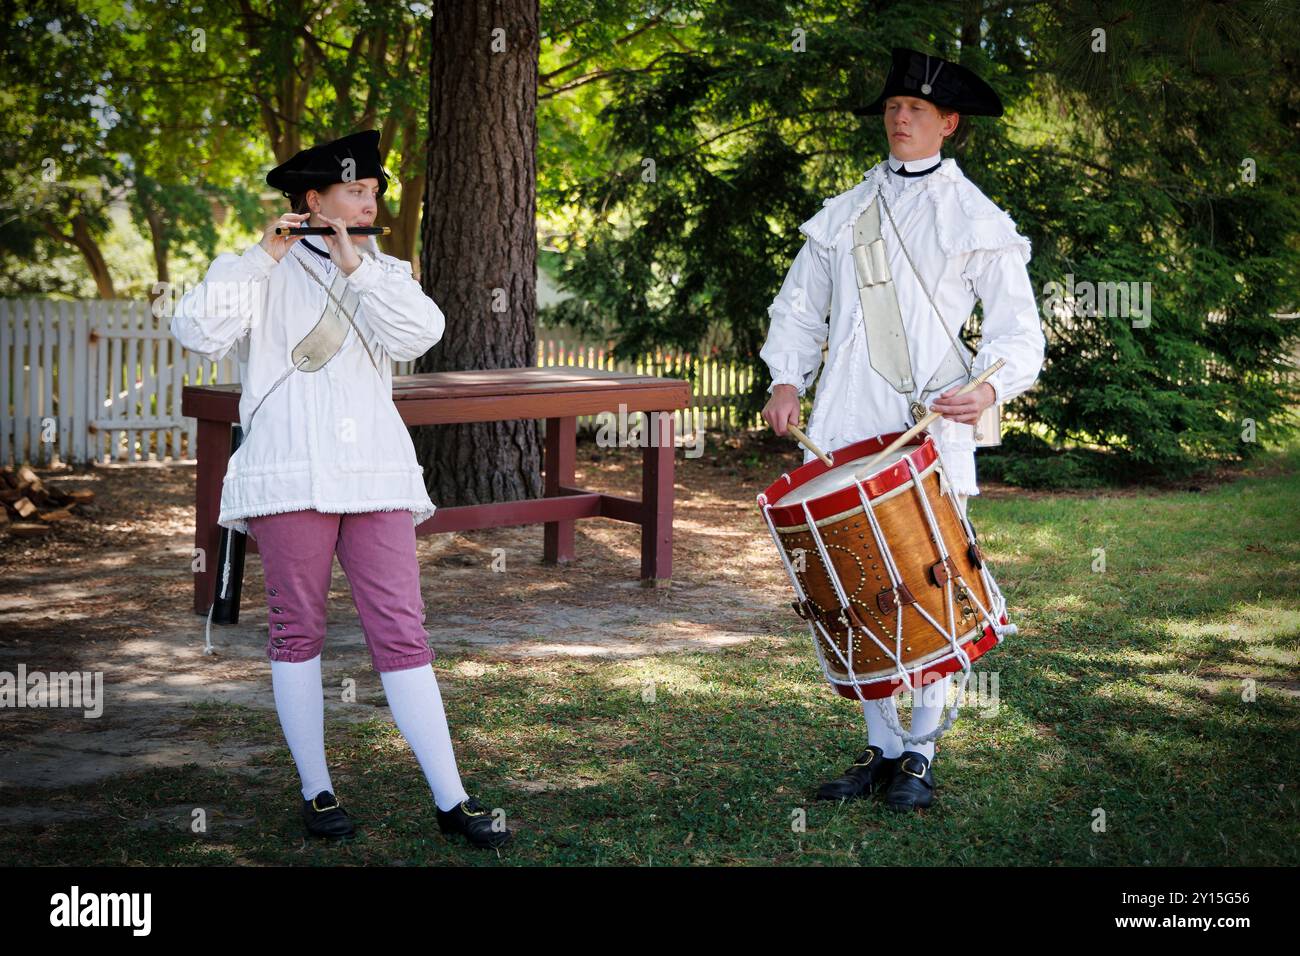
379, 664, 470, 812
907, 674, 952, 762
270, 655, 334, 801
862, 697, 905, 758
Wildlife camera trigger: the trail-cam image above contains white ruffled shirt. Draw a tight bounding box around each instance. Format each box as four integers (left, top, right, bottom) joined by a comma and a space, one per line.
759, 155, 1045, 496
170, 237, 444, 534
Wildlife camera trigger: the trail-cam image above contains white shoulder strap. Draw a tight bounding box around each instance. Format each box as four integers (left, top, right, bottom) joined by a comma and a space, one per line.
851, 194, 915, 397
876, 191, 975, 400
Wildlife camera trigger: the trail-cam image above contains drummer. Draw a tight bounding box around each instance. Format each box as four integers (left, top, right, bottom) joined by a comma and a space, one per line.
759, 48, 1046, 811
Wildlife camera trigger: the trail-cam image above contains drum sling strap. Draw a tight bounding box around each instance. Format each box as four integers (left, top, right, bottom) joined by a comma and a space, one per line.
850, 192, 1001, 445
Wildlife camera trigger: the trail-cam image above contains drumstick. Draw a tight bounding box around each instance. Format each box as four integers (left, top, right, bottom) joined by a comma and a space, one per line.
853, 359, 1006, 480
785, 424, 834, 467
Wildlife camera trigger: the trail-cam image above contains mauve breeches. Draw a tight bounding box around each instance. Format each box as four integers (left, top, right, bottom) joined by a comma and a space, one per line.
245, 509, 433, 672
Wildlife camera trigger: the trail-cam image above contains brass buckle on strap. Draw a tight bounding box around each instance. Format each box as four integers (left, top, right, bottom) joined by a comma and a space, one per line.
899, 757, 928, 779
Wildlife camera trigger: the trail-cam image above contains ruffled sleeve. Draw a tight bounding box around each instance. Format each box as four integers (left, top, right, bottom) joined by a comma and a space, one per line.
170, 242, 277, 361
345, 253, 446, 363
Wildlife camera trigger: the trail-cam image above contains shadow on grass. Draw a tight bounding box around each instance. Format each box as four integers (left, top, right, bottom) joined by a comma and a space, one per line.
2, 442, 1296, 865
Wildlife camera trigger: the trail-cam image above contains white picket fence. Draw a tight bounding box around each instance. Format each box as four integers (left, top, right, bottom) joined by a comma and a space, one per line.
0, 299, 760, 467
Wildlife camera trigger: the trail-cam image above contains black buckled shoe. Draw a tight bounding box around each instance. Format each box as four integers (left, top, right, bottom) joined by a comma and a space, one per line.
815, 745, 901, 801
437, 797, 511, 849
301, 790, 356, 839
883, 751, 935, 811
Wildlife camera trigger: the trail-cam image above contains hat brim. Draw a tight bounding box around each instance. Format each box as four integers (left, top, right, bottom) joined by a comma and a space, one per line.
851, 95, 1002, 118
854, 48, 1005, 118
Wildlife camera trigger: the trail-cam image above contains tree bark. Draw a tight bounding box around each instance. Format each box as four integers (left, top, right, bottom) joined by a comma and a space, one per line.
140, 187, 169, 291
43, 215, 115, 299
957, 0, 983, 158
413, 0, 542, 507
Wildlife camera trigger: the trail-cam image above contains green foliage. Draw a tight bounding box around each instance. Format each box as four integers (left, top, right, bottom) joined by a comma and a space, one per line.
541, 0, 1300, 485
3, 0, 1298, 486
0, 0, 432, 295
977, 430, 1119, 489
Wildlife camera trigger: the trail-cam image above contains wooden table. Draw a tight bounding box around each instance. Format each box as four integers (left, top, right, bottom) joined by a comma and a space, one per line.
181, 368, 692, 615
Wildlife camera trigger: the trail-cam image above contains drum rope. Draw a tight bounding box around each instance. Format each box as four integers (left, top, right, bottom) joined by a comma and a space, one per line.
758, 441, 1014, 748
797, 499, 883, 692
759, 498, 862, 699
925, 440, 1013, 636
894, 454, 978, 744
773, 491, 901, 699
851, 475, 920, 681
758, 498, 812, 607
844, 478, 936, 742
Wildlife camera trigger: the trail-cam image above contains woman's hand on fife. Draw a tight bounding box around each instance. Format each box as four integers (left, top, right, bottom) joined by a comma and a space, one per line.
319, 215, 364, 276
930, 382, 996, 425
762, 384, 802, 437
259, 212, 308, 262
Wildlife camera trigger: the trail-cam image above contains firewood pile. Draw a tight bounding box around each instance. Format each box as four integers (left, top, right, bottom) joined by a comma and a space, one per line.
0, 465, 96, 537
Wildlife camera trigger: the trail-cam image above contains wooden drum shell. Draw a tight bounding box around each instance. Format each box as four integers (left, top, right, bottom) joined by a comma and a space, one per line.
777, 464, 989, 681
762, 432, 1005, 700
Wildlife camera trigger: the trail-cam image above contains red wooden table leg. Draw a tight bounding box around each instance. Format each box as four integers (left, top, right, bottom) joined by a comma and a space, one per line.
641, 410, 674, 585
543, 415, 576, 564
192, 418, 227, 614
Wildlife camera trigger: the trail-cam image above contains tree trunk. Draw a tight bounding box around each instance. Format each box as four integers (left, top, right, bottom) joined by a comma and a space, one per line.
43, 215, 115, 298
141, 189, 170, 293
413, 0, 541, 507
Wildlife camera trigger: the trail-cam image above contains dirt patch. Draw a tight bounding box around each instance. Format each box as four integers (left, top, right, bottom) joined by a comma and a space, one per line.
0, 433, 801, 791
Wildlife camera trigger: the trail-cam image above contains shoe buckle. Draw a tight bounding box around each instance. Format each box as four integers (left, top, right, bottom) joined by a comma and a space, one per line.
311, 795, 337, 812
850, 751, 876, 768
460, 800, 487, 817
900, 758, 927, 779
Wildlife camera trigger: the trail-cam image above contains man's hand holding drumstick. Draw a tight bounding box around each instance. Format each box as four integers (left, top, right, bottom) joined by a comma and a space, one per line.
766, 362, 1005, 473
764, 379, 997, 438
762, 383, 802, 437
762, 384, 830, 466
929, 381, 997, 425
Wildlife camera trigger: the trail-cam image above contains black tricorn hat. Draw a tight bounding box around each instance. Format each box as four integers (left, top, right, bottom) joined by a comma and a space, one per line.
266, 129, 390, 199
854, 47, 1003, 117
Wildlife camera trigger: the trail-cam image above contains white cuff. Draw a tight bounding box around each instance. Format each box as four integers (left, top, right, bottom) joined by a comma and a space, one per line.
768, 376, 806, 397
244, 242, 280, 278
343, 255, 384, 294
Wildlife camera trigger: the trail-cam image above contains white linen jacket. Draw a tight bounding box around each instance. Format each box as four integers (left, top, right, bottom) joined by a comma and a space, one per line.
759, 157, 1046, 496
170, 238, 443, 534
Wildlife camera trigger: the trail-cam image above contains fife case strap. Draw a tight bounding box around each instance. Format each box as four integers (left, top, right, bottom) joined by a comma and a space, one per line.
289, 244, 382, 375
243, 244, 384, 437
877, 189, 974, 393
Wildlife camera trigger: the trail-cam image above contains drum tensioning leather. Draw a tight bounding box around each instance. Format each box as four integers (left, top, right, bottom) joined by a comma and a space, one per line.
757, 431, 1016, 703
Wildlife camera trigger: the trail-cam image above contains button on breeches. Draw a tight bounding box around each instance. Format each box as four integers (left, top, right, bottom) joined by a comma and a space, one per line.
245, 509, 434, 672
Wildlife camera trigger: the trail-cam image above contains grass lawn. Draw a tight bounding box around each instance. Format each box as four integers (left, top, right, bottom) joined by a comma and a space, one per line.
4, 440, 1297, 866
